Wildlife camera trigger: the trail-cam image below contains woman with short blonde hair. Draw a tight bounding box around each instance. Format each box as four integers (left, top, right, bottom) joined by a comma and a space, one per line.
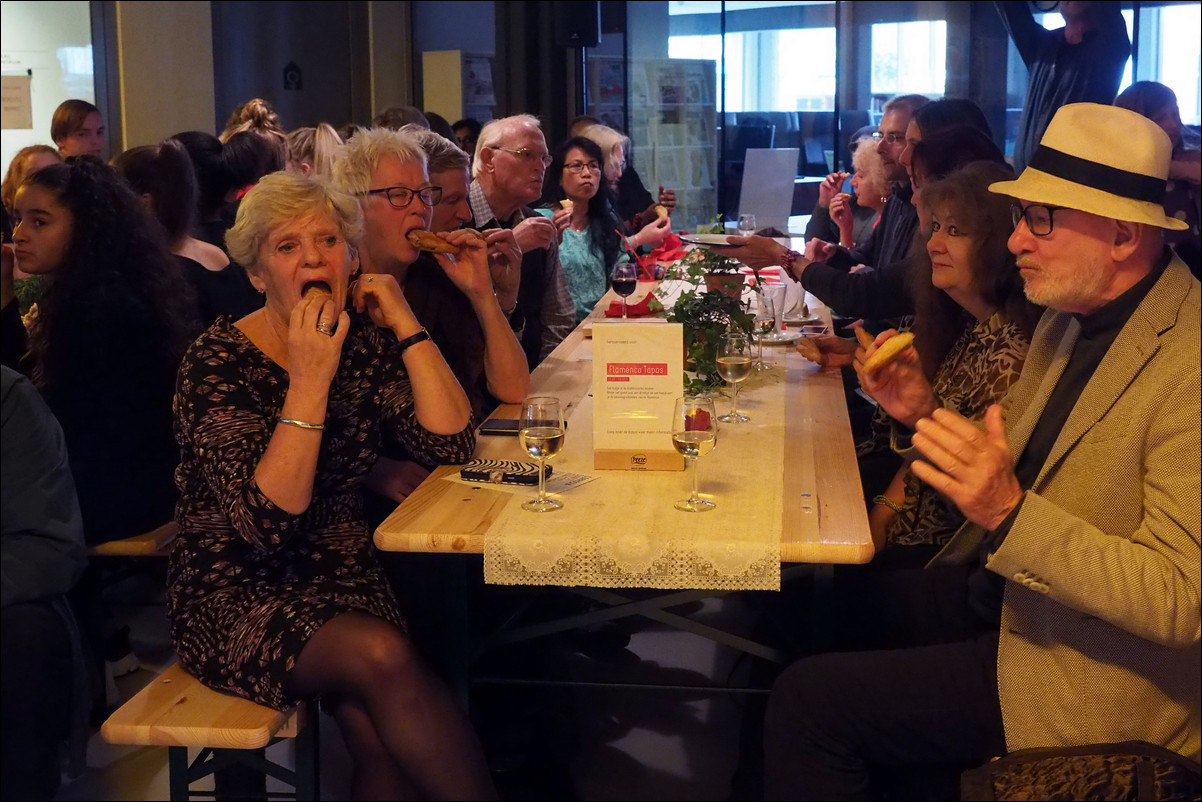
171, 170, 494, 800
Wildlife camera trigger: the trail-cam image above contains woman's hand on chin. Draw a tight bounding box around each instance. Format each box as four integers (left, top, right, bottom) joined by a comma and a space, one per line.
287, 291, 349, 391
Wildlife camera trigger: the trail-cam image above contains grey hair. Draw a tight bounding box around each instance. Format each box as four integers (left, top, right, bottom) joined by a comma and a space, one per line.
225, 171, 363, 274
473, 114, 542, 178
398, 124, 470, 175
331, 126, 428, 197
852, 142, 889, 198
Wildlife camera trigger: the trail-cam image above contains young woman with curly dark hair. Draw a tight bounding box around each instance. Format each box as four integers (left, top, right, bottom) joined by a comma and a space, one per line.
10, 156, 200, 543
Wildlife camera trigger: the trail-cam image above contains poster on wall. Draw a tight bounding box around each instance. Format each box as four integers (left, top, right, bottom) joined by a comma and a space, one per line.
1, 75, 33, 130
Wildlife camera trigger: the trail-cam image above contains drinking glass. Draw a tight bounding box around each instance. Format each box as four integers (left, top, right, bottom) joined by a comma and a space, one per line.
752, 303, 772, 370
519, 396, 565, 512
673, 395, 718, 512
760, 283, 786, 342
716, 332, 753, 424
737, 213, 757, 237
611, 263, 638, 319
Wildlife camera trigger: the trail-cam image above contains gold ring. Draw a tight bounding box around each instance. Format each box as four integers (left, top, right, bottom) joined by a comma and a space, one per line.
316, 321, 334, 336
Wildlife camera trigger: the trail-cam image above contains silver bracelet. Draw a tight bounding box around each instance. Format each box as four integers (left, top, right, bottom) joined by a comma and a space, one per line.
278, 417, 325, 430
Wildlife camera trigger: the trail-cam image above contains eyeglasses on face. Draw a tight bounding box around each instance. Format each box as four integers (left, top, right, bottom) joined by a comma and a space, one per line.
564, 160, 601, 174
365, 185, 443, 209
871, 131, 906, 145
493, 146, 553, 167
1011, 203, 1067, 237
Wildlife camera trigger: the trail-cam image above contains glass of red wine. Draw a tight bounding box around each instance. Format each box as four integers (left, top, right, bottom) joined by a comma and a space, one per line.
611, 262, 638, 319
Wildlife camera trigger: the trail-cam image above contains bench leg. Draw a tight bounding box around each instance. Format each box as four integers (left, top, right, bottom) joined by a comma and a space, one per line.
213, 751, 267, 800
294, 714, 320, 801
168, 747, 189, 802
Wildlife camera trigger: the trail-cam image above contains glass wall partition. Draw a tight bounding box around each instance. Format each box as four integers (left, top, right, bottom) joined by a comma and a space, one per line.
603, 0, 1198, 232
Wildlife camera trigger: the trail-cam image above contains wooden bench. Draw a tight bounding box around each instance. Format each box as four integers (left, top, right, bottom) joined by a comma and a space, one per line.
101, 662, 318, 801
87, 520, 179, 558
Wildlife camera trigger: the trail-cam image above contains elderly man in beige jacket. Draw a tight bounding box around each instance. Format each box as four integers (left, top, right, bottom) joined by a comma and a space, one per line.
764, 103, 1199, 800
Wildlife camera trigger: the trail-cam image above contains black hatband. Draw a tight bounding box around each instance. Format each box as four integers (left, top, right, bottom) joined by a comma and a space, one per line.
1028, 146, 1165, 205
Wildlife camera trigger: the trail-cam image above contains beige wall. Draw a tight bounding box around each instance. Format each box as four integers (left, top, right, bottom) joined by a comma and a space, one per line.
114, 1, 215, 150
369, 0, 415, 116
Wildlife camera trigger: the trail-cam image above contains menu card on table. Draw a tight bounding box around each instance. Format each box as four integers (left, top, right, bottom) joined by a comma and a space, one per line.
592, 321, 684, 471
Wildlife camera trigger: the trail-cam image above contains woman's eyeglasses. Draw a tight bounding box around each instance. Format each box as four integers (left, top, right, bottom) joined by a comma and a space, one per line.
564, 161, 601, 174
364, 185, 443, 209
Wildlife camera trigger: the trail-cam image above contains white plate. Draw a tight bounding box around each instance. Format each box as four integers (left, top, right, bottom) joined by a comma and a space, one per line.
783, 313, 823, 326
679, 234, 738, 248
759, 330, 802, 345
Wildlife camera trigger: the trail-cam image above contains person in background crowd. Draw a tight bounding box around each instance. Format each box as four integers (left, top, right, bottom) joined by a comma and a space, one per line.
453, 117, 483, 154
899, 97, 995, 182
7, 156, 199, 540
50, 99, 105, 159
172, 130, 236, 250
286, 123, 343, 179
572, 118, 675, 243
373, 105, 430, 130
538, 135, 636, 322
470, 114, 575, 367
764, 102, 1200, 800
169, 170, 495, 800
1, 146, 62, 309
1114, 80, 1201, 277
2, 364, 88, 801
2, 146, 62, 231
805, 126, 882, 249
997, 0, 1130, 173
113, 138, 261, 326
423, 111, 458, 142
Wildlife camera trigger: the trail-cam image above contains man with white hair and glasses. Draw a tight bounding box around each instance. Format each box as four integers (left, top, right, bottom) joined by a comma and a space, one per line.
470, 114, 574, 368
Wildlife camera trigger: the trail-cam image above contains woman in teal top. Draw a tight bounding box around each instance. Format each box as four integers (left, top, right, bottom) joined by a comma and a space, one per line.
539, 137, 666, 322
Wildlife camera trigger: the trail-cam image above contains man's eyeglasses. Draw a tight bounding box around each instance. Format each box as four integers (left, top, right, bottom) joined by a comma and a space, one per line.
493, 147, 553, 167
365, 185, 442, 209
564, 160, 601, 174
1011, 203, 1067, 237
871, 131, 906, 145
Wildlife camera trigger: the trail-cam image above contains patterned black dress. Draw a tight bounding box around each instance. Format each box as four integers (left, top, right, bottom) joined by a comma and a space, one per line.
167, 314, 474, 710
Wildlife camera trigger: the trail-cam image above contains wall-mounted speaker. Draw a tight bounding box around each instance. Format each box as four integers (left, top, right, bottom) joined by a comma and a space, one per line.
555, 1, 601, 48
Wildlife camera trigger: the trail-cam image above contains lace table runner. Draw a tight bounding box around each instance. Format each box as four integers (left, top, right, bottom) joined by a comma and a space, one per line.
483, 367, 786, 591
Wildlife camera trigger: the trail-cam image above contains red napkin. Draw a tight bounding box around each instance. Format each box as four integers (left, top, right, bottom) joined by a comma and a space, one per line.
604, 293, 665, 318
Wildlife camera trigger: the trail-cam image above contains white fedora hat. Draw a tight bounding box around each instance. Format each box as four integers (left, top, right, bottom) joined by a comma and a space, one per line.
990, 102, 1188, 231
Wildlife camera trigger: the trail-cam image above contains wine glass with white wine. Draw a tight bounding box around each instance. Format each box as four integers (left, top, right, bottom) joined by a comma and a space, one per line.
519, 396, 565, 512
716, 332, 753, 423
673, 395, 718, 512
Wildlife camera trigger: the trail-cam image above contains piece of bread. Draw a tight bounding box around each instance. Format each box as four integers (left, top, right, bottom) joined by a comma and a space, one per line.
862, 332, 915, 374
560, 199, 574, 213
654, 204, 669, 221
853, 326, 875, 349
406, 230, 457, 254
461, 227, 487, 243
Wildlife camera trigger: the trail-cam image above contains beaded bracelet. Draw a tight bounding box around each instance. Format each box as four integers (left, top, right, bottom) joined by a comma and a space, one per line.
778, 248, 805, 279
279, 418, 325, 430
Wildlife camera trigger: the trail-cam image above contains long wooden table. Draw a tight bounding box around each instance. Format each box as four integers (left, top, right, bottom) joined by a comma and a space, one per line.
375, 286, 873, 566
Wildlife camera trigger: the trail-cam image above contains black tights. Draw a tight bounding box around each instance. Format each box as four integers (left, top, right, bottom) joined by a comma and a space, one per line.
287, 612, 496, 801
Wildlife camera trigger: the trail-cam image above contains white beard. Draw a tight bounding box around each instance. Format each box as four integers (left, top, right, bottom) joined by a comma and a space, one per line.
1020, 253, 1116, 313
